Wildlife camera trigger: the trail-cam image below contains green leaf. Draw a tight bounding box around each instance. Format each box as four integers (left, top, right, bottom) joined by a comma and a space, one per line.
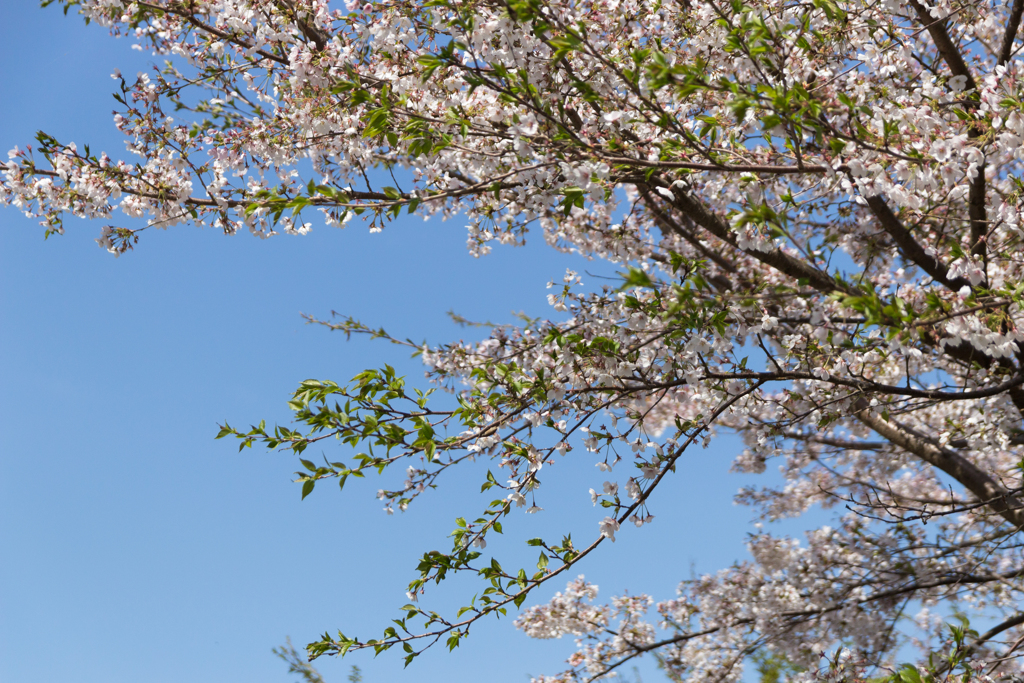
618, 267, 654, 290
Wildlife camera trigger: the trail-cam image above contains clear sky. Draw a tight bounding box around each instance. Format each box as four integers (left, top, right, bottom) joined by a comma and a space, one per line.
0, 5, 790, 683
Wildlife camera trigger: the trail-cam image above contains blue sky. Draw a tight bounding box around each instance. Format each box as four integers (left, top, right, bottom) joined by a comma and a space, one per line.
0, 5, 785, 683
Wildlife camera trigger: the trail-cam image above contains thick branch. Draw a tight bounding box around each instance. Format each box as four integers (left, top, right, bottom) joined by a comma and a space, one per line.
695, 369, 1024, 401
656, 186, 852, 296
999, 0, 1024, 65
853, 398, 1024, 528
638, 187, 740, 285
784, 433, 887, 450
606, 155, 842, 174
865, 195, 970, 291
937, 338, 1024, 416
908, 0, 977, 89
969, 171, 989, 261
276, 0, 329, 50
966, 613, 1024, 659
906, 0, 989, 263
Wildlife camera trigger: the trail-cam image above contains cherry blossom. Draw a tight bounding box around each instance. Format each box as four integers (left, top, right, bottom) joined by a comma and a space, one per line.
8, 0, 1024, 680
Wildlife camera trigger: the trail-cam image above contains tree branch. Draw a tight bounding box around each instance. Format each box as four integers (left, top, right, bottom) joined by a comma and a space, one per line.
999, 0, 1024, 65
852, 398, 1024, 529
655, 185, 853, 296
865, 195, 970, 291
908, 0, 977, 89
905, 0, 989, 266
